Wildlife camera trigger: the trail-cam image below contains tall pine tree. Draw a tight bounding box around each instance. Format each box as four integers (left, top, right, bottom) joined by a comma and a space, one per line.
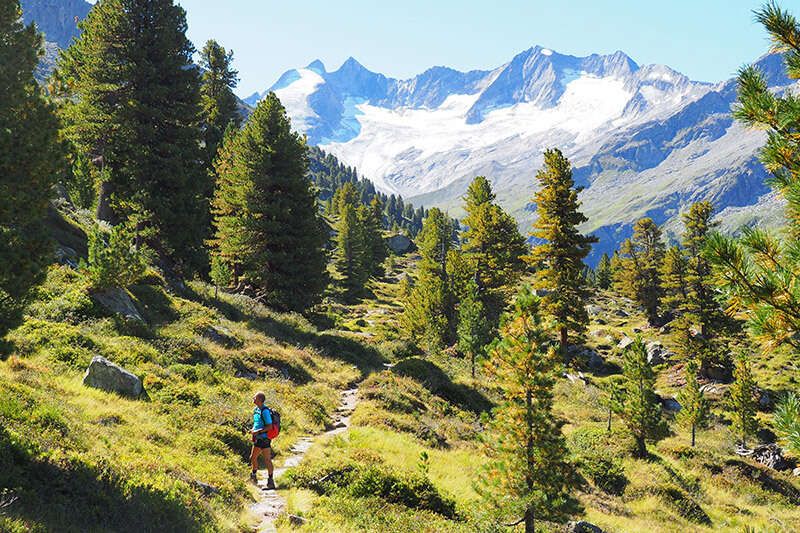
478, 286, 574, 532
209, 92, 328, 312
527, 149, 597, 350
334, 203, 369, 300
676, 359, 709, 447
615, 218, 665, 326
595, 252, 613, 289
57, 0, 207, 274
729, 352, 758, 447
199, 39, 241, 167
0, 0, 63, 348
620, 338, 663, 458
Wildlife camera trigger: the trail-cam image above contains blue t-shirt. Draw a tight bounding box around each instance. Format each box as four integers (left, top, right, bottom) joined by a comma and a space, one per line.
253, 406, 272, 435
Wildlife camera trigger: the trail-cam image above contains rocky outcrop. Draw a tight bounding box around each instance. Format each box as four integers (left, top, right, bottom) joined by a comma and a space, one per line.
83, 356, 143, 398
386, 234, 412, 254
92, 288, 144, 322
645, 341, 673, 365
566, 521, 605, 533
202, 325, 242, 348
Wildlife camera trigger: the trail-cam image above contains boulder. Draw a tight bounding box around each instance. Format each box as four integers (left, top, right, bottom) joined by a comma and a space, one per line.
585, 304, 603, 316
588, 351, 606, 371
661, 396, 682, 412
566, 521, 605, 533
613, 309, 629, 318
92, 288, 144, 322
83, 356, 143, 398
645, 341, 672, 365
751, 443, 789, 471
617, 336, 634, 351
793, 467, 800, 477
758, 389, 772, 410
386, 234, 412, 254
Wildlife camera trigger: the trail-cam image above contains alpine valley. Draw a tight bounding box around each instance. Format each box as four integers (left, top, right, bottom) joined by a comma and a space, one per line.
247, 48, 792, 261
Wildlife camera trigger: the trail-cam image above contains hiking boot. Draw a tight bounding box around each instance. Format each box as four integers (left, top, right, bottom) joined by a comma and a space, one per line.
249, 471, 258, 484
266, 476, 276, 490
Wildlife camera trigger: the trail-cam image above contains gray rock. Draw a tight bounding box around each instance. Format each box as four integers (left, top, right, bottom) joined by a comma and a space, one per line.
564, 372, 588, 386
661, 397, 682, 412
617, 336, 634, 351
793, 467, 800, 477
613, 309, 629, 318
92, 288, 144, 322
751, 443, 789, 471
758, 389, 772, 410
83, 356, 143, 398
645, 341, 672, 365
386, 234, 412, 254
588, 352, 605, 371
202, 325, 242, 348
586, 304, 603, 316
566, 521, 605, 533
55, 245, 79, 269
632, 327, 643, 334
194, 480, 221, 496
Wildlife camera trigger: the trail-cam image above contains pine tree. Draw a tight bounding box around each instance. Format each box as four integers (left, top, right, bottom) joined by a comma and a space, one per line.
0, 0, 64, 348
595, 252, 613, 289
706, 3, 800, 353
478, 286, 574, 532
361, 196, 387, 278
661, 245, 699, 361
774, 393, 800, 456
461, 176, 527, 321
527, 149, 597, 350
615, 218, 665, 326
682, 202, 719, 336
601, 375, 626, 433
457, 277, 490, 378
620, 338, 663, 458
729, 353, 758, 448
57, 0, 207, 274
199, 39, 241, 167
403, 208, 455, 351
209, 93, 328, 312
335, 203, 369, 300
676, 359, 709, 447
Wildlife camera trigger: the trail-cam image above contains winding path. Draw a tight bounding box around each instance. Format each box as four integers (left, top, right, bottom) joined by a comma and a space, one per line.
250, 387, 359, 532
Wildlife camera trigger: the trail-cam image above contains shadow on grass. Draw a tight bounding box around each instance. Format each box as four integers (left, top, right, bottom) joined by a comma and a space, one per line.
0, 427, 208, 533
391, 357, 492, 414
723, 458, 800, 504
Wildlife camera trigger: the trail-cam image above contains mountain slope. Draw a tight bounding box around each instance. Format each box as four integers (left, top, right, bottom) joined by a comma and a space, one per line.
253, 48, 790, 261
20, 0, 90, 48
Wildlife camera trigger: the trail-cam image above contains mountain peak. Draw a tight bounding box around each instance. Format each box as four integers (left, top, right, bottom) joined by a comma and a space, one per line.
306, 59, 326, 74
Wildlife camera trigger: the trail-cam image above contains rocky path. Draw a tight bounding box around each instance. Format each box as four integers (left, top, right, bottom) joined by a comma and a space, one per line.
250, 386, 359, 532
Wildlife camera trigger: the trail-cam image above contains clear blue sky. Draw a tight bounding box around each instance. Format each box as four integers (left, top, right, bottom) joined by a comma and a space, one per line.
174, 0, 782, 97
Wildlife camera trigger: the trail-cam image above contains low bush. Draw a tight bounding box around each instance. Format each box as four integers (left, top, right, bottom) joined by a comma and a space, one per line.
568, 426, 629, 495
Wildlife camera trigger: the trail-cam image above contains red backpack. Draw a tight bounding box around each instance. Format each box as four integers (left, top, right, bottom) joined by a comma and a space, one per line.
260, 407, 281, 439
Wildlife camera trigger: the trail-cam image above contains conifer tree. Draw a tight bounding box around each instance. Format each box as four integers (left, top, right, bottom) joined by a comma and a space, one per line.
729, 353, 758, 447
57, 0, 207, 274
682, 202, 719, 336
676, 359, 709, 447
461, 176, 527, 320
403, 208, 455, 351
335, 203, 369, 300
706, 2, 800, 353
0, 0, 63, 347
774, 393, 800, 456
457, 278, 490, 378
209, 93, 328, 311
478, 286, 574, 532
620, 338, 663, 458
595, 252, 613, 290
199, 39, 241, 167
527, 149, 597, 350
615, 218, 665, 326
361, 196, 387, 277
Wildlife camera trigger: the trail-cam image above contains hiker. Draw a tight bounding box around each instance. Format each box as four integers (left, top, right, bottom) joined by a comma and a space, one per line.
250, 391, 275, 489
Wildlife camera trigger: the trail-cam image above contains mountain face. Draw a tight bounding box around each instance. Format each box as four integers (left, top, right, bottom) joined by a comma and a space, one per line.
252, 47, 790, 261
20, 0, 91, 48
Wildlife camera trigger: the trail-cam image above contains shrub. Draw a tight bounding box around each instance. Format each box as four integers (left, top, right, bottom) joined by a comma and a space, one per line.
83, 221, 150, 290
568, 426, 629, 495
10, 319, 96, 367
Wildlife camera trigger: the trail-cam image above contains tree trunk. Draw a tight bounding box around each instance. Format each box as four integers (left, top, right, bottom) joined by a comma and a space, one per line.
560, 326, 568, 354
96, 180, 115, 223
607, 407, 612, 433
635, 436, 647, 458
524, 506, 535, 533
691, 424, 696, 447
471, 352, 475, 379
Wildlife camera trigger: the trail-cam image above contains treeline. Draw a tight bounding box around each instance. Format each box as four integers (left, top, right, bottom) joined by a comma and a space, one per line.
309, 146, 428, 236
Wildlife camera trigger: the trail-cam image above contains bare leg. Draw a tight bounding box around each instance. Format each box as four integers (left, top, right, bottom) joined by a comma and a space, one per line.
250, 445, 260, 473
262, 447, 274, 477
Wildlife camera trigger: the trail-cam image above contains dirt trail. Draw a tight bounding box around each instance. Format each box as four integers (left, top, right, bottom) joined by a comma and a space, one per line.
250, 387, 359, 532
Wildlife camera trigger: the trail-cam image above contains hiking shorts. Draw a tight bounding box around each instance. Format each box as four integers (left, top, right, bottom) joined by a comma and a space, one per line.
254, 437, 271, 449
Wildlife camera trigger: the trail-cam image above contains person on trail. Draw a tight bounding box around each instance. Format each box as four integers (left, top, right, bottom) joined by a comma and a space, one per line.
250, 392, 275, 489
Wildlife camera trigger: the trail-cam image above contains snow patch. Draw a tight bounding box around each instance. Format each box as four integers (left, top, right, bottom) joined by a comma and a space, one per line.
541, 48, 553, 56
272, 69, 325, 132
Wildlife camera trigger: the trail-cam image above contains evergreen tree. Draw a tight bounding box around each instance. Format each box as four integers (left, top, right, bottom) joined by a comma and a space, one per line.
676, 359, 709, 447
620, 338, 663, 458
527, 149, 597, 350
615, 218, 665, 326
199, 39, 241, 167
595, 252, 613, 290
706, 3, 800, 353
361, 196, 387, 278
57, 0, 207, 274
729, 353, 758, 447
478, 286, 574, 532
0, 0, 64, 347
403, 208, 455, 351
335, 203, 369, 300
601, 375, 626, 433
457, 277, 490, 378
209, 93, 328, 312
774, 393, 800, 456
682, 202, 719, 336
461, 176, 527, 320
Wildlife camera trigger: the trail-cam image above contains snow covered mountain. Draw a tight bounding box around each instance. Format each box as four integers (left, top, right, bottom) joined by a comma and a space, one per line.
251, 47, 790, 261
